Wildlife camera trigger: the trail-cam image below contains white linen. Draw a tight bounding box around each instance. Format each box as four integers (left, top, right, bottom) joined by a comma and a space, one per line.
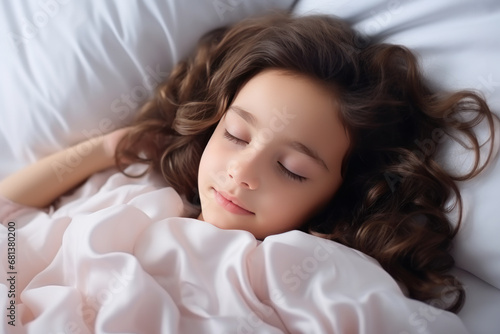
0, 0, 294, 178
0, 167, 469, 333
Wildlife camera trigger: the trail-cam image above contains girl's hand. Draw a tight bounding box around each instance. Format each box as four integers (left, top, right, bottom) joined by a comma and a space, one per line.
102, 127, 131, 161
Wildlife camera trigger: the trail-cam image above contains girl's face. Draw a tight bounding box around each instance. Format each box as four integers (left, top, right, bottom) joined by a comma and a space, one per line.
197, 69, 350, 240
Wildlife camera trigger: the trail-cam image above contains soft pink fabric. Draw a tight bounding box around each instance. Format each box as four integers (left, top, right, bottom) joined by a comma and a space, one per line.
0, 166, 468, 333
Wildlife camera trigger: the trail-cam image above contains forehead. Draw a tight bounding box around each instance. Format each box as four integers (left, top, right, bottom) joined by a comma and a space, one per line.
233, 69, 339, 125
231, 69, 349, 169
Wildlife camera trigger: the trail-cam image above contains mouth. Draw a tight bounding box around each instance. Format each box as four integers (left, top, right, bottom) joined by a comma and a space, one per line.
212, 188, 254, 215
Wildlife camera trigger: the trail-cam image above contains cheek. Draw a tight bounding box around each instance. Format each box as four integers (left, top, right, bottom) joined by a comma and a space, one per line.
258, 189, 304, 223
199, 137, 227, 185
263, 184, 333, 226
261, 205, 306, 236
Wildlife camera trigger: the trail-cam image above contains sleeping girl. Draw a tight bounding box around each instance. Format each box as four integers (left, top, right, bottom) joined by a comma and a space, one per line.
0, 12, 496, 317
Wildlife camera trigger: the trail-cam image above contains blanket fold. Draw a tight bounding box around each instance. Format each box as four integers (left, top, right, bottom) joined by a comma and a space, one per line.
0, 167, 468, 333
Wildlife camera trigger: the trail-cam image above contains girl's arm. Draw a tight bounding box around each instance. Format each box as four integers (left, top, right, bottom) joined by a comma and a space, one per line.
0, 128, 129, 208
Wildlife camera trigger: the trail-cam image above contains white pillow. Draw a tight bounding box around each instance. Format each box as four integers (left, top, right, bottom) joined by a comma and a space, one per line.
0, 0, 294, 177
292, 0, 500, 289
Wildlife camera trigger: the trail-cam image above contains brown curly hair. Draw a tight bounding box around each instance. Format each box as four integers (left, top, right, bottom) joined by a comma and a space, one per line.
116, 13, 497, 313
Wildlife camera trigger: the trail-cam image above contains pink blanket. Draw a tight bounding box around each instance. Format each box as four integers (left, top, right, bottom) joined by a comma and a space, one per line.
0, 166, 469, 333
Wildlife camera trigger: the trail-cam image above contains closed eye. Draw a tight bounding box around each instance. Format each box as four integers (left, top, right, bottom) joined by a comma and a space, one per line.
224, 129, 247, 145
224, 129, 306, 182
278, 162, 307, 182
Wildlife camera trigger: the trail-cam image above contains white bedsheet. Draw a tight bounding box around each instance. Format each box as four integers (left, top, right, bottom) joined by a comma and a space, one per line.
0, 166, 468, 333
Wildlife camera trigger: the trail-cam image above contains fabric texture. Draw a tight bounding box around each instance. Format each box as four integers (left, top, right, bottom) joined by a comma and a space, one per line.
0, 167, 468, 333
0, 0, 294, 178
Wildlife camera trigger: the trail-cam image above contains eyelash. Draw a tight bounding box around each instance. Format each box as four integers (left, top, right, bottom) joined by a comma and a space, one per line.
223, 129, 307, 182
278, 162, 307, 182
223, 129, 247, 145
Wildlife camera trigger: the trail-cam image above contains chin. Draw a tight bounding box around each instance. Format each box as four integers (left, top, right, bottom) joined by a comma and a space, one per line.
201, 210, 233, 229
202, 209, 258, 235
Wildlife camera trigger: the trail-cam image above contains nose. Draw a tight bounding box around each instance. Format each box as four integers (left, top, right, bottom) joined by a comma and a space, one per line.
227, 153, 260, 190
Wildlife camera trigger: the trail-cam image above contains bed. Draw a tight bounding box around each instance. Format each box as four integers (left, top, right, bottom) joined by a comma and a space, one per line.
0, 0, 499, 333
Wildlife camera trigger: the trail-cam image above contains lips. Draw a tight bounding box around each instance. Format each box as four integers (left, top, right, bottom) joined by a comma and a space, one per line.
213, 188, 254, 215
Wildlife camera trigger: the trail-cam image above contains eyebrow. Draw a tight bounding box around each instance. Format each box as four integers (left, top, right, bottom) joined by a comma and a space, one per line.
228, 105, 258, 127
228, 105, 329, 172
289, 141, 329, 171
